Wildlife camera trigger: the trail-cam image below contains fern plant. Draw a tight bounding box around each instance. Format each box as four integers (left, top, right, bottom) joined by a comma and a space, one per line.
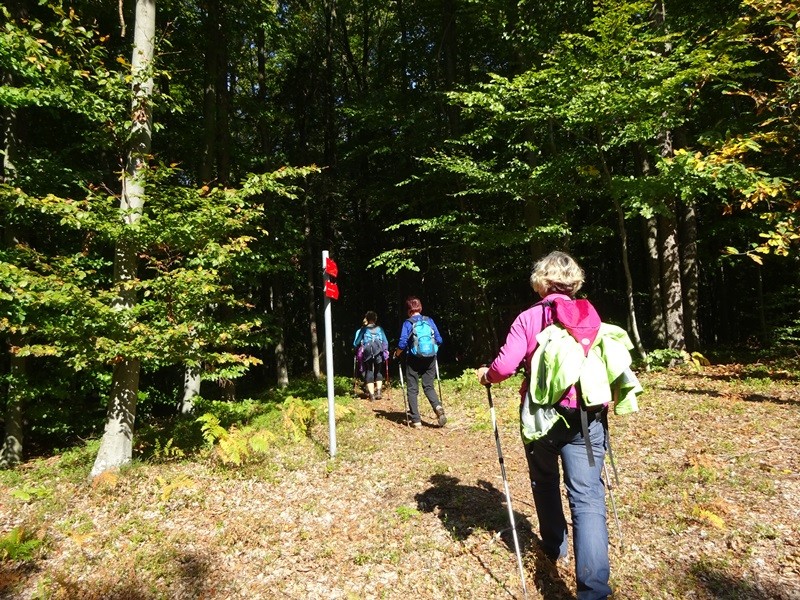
0, 527, 44, 562
195, 412, 277, 465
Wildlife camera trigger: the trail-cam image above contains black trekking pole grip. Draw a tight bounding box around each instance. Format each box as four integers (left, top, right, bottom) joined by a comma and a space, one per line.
485, 382, 494, 406
479, 364, 494, 407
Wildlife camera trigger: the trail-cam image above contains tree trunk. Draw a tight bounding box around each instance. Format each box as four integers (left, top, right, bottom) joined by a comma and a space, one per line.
0, 3, 27, 468
215, 5, 231, 186
323, 0, 337, 168
201, 0, 218, 184
272, 281, 289, 388
658, 210, 686, 351
642, 216, 666, 347
597, 141, 647, 358
180, 366, 200, 414
524, 125, 544, 261
680, 202, 701, 350
611, 197, 647, 359
441, 0, 459, 135
755, 265, 768, 345
91, 0, 156, 479
0, 335, 25, 468
257, 31, 290, 388
305, 204, 321, 378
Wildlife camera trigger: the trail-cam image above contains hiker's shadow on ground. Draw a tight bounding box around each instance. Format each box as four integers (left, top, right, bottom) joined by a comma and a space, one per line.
415, 474, 531, 544
416, 474, 574, 600
371, 400, 413, 426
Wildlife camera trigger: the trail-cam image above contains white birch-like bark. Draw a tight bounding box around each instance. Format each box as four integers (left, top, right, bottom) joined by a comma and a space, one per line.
1, 78, 25, 468
181, 367, 201, 414
0, 335, 25, 468
91, 0, 156, 479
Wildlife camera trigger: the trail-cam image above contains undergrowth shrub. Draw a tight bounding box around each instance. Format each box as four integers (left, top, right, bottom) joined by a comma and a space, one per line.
195, 395, 355, 465
0, 527, 45, 562
644, 349, 709, 371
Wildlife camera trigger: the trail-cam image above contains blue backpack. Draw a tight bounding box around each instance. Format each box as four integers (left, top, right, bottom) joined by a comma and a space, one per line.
361, 326, 385, 362
408, 317, 438, 357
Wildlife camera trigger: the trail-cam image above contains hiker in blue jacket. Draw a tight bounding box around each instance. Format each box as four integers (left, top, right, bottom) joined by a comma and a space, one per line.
477, 251, 638, 600
394, 296, 446, 428
353, 311, 389, 401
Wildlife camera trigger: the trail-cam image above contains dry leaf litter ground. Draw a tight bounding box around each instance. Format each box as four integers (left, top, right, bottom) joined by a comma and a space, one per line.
1, 364, 798, 599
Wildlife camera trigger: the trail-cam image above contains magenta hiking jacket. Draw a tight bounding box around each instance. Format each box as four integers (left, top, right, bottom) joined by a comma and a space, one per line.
484, 293, 574, 402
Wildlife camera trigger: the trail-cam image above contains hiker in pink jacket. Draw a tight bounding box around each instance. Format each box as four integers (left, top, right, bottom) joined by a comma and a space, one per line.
477, 251, 612, 600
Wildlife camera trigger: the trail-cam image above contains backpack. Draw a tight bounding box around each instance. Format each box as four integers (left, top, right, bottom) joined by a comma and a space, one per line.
521, 297, 606, 464
361, 326, 385, 362
407, 317, 438, 357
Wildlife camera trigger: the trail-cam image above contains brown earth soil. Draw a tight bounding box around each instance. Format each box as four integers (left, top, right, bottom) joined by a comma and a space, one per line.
1, 364, 799, 599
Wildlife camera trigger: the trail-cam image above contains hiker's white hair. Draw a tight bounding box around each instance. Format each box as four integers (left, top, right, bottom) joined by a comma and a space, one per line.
530, 251, 584, 297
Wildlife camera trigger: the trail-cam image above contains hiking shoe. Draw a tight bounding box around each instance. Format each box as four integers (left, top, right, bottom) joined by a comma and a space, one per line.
368, 392, 375, 402
434, 405, 447, 427
412, 421, 422, 429
375, 390, 382, 400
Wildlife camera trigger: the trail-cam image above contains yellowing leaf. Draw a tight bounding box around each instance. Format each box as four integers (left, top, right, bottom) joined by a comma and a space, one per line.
693, 507, 726, 529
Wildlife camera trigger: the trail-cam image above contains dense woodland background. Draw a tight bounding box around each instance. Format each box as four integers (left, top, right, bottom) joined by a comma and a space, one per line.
1, 0, 799, 473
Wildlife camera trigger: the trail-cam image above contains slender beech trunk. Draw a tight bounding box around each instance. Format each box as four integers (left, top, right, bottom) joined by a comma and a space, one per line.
395, 0, 411, 94
0, 337, 25, 467
680, 202, 701, 350
635, 145, 666, 347
272, 282, 289, 388
215, 6, 231, 186
642, 216, 666, 346
441, 0, 459, 134
180, 366, 200, 414
651, 0, 685, 352
755, 265, 768, 344
257, 30, 290, 387
1, 63, 26, 467
91, 0, 155, 479
658, 210, 686, 351
201, 0, 218, 183
597, 140, 647, 359
305, 205, 321, 378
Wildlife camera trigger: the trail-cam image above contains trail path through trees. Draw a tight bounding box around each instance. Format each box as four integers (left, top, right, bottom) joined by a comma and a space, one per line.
1, 367, 799, 599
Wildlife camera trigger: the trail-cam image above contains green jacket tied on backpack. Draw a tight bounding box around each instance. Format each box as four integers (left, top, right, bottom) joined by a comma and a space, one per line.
521, 323, 643, 443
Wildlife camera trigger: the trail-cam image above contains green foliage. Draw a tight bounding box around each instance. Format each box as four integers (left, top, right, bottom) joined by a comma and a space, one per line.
196, 412, 276, 466
193, 391, 355, 466
645, 348, 687, 370
394, 505, 420, 522
196, 413, 227, 447
0, 527, 45, 562
644, 349, 711, 371
281, 396, 316, 442
150, 438, 185, 462
774, 316, 800, 349
9, 484, 52, 503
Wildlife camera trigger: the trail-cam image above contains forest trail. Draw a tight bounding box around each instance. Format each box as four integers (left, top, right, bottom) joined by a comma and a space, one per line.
2, 366, 799, 599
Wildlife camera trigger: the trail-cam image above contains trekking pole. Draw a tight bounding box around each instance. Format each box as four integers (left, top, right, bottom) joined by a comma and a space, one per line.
484, 382, 528, 600
604, 460, 623, 552
397, 355, 410, 427
434, 357, 444, 406
352, 354, 358, 396
384, 354, 391, 401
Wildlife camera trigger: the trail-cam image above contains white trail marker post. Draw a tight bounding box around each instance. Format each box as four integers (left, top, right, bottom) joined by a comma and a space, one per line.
322, 251, 339, 458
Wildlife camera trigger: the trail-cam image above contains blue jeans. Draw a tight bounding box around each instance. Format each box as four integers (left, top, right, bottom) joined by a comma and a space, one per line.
524, 414, 611, 600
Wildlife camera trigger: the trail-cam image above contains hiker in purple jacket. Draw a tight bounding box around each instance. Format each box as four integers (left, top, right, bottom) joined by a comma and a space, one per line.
477, 251, 613, 600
